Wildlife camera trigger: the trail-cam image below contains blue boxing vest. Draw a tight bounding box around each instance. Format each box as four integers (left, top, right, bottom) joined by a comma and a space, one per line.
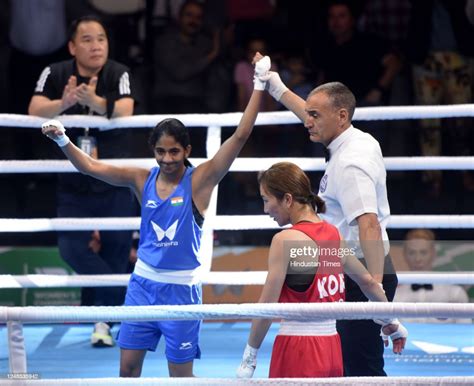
137, 166, 202, 270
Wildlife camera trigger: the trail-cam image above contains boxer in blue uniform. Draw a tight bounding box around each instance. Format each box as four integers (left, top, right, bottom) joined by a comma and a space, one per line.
41, 56, 272, 377
118, 164, 204, 367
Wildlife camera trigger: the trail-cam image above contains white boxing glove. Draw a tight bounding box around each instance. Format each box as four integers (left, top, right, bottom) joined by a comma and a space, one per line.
258, 71, 289, 101
253, 56, 271, 91
42, 119, 70, 147
236, 343, 258, 378
380, 319, 408, 343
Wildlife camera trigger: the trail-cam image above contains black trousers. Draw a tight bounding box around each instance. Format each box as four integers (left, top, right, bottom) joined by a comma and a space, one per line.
336, 255, 398, 376
57, 188, 136, 307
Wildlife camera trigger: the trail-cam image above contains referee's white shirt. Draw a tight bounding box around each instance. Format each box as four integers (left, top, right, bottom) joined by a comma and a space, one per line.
318, 125, 390, 258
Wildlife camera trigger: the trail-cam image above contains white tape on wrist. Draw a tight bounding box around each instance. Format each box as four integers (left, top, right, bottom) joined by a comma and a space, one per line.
236, 343, 258, 378
244, 343, 258, 358
253, 76, 267, 91
259, 72, 289, 101
55, 134, 70, 147
42, 119, 70, 147
381, 320, 408, 342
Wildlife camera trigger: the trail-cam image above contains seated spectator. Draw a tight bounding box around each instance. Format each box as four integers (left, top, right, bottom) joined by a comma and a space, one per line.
394, 229, 471, 324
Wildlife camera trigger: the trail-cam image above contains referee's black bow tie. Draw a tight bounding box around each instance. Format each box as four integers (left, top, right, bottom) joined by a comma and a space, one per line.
323, 147, 331, 162
411, 284, 433, 291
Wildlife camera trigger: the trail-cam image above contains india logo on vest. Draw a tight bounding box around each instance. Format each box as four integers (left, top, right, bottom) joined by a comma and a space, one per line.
151, 220, 179, 247
317, 273, 345, 300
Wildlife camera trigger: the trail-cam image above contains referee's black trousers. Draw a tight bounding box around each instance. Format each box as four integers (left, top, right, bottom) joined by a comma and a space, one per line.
336, 255, 398, 376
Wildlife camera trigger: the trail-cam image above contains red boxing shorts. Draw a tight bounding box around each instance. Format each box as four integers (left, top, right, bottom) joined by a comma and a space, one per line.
269, 334, 343, 378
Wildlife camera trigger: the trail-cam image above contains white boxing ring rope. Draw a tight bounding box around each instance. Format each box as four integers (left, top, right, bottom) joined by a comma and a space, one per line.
6, 377, 474, 385
0, 215, 473, 232
1, 303, 473, 324
3, 303, 474, 385
1, 106, 474, 384
1, 156, 474, 173
1, 271, 473, 289
1, 103, 473, 129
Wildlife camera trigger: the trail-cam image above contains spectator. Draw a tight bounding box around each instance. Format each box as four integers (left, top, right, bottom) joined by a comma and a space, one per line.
394, 229, 471, 324
151, 0, 221, 113
357, 0, 413, 173
359, 0, 411, 55
311, 0, 401, 106
357, 0, 412, 106
310, 0, 402, 153
144, 0, 185, 58
405, 0, 474, 197
28, 15, 138, 348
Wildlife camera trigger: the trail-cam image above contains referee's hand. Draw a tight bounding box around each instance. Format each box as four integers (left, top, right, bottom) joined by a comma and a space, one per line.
381, 321, 408, 354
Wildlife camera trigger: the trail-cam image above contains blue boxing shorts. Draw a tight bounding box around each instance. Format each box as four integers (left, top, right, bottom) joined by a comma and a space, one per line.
117, 273, 202, 363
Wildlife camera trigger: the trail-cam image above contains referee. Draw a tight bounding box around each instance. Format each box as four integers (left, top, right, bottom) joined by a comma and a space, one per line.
257, 59, 400, 376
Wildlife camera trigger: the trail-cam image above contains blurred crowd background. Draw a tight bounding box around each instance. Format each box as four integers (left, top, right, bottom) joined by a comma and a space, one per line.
0, 0, 473, 246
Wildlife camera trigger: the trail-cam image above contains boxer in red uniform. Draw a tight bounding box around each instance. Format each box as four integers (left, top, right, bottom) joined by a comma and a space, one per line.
270, 219, 345, 377
236, 162, 407, 378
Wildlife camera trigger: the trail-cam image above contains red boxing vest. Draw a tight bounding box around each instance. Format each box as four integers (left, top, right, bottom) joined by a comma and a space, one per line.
279, 221, 345, 303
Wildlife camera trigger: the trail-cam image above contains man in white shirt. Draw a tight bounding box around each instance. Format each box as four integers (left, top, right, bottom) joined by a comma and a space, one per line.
258, 65, 398, 376
394, 229, 470, 324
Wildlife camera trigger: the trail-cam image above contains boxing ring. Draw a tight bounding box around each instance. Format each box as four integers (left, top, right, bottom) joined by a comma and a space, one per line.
1, 105, 474, 384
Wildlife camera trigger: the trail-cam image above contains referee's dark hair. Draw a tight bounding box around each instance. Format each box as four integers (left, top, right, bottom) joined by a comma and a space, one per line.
309, 82, 356, 121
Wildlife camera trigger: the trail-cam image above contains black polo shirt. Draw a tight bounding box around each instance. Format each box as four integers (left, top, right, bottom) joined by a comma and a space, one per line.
34, 59, 136, 194
34, 58, 134, 117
